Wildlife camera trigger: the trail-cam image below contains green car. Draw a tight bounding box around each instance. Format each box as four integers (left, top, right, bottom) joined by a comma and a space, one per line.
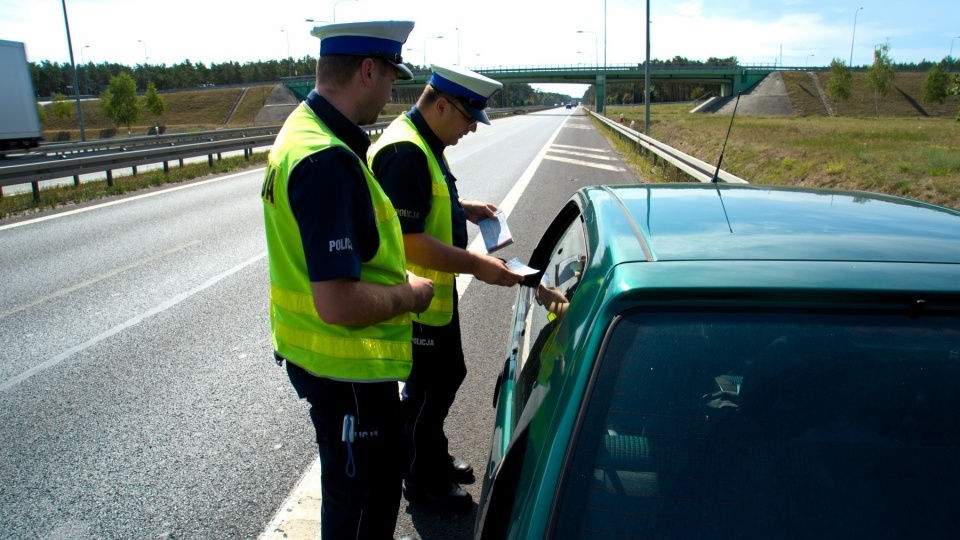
475, 184, 960, 540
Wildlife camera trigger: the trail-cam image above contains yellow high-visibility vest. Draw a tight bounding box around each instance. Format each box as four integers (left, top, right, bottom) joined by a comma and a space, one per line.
262, 102, 412, 382
370, 114, 455, 326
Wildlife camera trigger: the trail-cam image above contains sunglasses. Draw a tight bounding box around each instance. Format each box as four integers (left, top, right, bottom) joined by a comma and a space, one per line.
447, 98, 477, 126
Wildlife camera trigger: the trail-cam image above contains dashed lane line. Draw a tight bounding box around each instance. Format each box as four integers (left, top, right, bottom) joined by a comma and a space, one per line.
0, 240, 200, 320
548, 148, 618, 161
543, 154, 626, 172
0, 251, 266, 393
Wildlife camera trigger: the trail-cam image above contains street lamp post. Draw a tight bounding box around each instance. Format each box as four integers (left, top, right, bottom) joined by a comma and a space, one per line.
805, 54, 815, 69
644, 0, 650, 134
60, 0, 86, 141
951, 36, 960, 58
455, 27, 460, 66
281, 29, 292, 76
576, 30, 598, 67
405, 47, 420, 72
603, 0, 607, 114
80, 45, 90, 95
305, 18, 331, 62
423, 35, 443, 66
849, 6, 863, 68
138, 39, 149, 89
577, 29, 599, 109
333, 0, 357, 22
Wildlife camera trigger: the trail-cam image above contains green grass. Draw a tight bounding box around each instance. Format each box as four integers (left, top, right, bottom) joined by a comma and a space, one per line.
604, 95, 960, 210
42, 87, 254, 140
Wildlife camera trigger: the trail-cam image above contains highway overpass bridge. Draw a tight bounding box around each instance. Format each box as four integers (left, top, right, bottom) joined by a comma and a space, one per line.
282, 63, 779, 106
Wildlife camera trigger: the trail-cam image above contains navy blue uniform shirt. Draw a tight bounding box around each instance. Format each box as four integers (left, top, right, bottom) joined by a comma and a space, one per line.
371, 106, 468, 250
288, 90, 379, 282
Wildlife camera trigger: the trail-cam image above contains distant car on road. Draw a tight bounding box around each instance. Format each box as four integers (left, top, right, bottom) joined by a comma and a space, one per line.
565, 102, 573, 109
474, 183, 960, 540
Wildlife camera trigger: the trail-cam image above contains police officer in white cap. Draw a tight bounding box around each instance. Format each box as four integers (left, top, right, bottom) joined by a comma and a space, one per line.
369, 64, 524, 513
261, 20, 434, 538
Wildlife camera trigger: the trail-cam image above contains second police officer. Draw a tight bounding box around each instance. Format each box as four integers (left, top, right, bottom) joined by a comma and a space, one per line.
370, 64, 524, 513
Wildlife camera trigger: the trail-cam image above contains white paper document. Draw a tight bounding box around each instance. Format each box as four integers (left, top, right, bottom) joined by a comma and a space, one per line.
505, 257, 539, 276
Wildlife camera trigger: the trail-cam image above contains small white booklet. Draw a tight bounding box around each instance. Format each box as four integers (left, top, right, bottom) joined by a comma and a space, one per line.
478, 209, 513, 253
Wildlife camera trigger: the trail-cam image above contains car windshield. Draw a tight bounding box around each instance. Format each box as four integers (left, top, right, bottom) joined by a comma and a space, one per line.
554, 309, 960, 540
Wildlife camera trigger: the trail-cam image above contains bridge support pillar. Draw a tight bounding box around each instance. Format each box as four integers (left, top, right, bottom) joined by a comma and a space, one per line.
596, 73, 606, 113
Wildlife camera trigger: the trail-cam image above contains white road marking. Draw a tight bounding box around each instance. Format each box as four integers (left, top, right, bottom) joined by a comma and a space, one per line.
0, 240, 201, 320
548, 148, 617, 161
543, 155, 626, 172
0, 252, 266, 392
0, 168, 264, 232
258, 459, 322, 540
550, 143, 609, 154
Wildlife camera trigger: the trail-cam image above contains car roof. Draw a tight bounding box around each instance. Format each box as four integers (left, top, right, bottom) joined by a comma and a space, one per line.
580, 184, 960, 265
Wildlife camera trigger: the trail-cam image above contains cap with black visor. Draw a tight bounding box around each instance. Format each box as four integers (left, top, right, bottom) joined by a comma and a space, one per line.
428, 64, 503, 125
310, 20, 415, 80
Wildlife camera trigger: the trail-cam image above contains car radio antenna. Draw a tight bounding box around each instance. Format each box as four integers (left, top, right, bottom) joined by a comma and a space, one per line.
712, 92, 741, 233
712, 92, 741, 184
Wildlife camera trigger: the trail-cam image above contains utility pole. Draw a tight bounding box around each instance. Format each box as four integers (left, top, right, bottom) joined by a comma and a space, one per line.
61, 0, 86, 141
602, 0, 607, 114
849, 7, 863, 68
281, 29, 291, 76
643, 0, 650, 134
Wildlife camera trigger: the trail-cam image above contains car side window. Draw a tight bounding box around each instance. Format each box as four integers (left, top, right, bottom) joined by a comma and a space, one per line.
552, 310, 960, 540
513, 216, 587, 422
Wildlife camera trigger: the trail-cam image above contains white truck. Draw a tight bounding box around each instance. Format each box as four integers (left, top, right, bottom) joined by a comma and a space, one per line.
0, 39, 43, 153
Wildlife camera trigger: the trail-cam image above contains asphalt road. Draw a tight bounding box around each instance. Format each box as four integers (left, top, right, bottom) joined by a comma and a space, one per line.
0, 107, 640, 539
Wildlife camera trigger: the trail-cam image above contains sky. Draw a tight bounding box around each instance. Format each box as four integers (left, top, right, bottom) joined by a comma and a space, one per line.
1, 0, 958, 96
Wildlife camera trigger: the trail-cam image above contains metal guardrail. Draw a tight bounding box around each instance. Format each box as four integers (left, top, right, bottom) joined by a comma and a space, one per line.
28, 125, 284, 157
589, 110, 747, 184
0, 135, 275, 196
0, 122, 403, 198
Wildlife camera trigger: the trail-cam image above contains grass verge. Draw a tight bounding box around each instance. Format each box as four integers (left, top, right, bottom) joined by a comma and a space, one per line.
600, 104, 960, 210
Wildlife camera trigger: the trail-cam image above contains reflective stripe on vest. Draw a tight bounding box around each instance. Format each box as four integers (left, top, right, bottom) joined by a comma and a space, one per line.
262, 102, 412, 382
370, 114, 455, 326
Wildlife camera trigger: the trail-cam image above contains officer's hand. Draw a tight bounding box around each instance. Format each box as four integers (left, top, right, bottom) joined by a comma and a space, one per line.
476, 256, 524, 287
461, 200, 498, 224
406, 272, 435, 314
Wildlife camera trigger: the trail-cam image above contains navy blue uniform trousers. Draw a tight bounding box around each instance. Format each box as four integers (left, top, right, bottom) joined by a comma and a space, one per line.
286, 361, 405, 539
402, 294, 467, 483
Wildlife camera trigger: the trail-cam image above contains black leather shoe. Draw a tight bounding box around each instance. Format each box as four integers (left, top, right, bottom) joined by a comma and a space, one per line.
402, 479, 474, 514
448, 456, 476, 485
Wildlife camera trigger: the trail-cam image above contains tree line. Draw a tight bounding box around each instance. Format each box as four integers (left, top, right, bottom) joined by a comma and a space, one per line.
30, 56, 313, 97
30, 55, 576, 109
29, 54, 745, 99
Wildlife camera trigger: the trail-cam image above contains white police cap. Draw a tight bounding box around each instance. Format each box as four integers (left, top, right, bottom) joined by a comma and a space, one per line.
429, 64, 503, 125
311, 20, 415, 80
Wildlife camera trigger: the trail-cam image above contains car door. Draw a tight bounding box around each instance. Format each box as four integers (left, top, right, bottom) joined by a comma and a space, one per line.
476, 200, 588, 539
